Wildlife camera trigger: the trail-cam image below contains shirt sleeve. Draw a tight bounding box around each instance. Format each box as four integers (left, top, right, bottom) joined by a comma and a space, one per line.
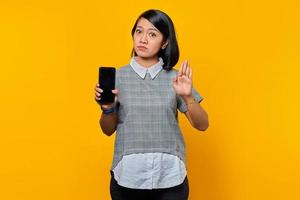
177, 87, 204, 113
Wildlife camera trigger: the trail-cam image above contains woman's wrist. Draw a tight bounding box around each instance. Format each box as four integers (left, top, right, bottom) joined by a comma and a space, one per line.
182, 95, 197, 106
182, 95, 194, 102
101, 104, 116, 115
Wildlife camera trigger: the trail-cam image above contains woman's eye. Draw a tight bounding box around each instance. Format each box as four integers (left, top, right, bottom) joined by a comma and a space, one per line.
135, 29, 141, 33
149, 32, 156, 37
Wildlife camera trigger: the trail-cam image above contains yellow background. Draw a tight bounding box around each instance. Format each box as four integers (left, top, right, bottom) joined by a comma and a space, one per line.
1, 0, 299, 199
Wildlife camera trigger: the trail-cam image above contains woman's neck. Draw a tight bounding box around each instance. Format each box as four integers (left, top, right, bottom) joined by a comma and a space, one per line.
135, 56, 159, 68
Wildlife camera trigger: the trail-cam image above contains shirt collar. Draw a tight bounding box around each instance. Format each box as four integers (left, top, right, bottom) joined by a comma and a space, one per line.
130, 56, 164, 79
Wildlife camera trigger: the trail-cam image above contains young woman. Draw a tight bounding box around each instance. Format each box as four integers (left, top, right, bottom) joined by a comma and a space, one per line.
94, 9, 209, 200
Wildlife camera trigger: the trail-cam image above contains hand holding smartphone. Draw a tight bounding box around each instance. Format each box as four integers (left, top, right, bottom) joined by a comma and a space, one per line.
96, 67, 116, 105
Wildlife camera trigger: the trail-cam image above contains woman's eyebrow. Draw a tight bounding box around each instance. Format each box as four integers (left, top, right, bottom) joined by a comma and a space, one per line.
136, 26, 159, 32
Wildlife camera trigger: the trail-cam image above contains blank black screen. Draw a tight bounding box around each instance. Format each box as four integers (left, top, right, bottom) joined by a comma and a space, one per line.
98, 67, 115, 103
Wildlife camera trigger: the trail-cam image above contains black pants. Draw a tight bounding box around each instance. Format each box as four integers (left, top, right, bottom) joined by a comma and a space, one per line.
110, 170, 189, 200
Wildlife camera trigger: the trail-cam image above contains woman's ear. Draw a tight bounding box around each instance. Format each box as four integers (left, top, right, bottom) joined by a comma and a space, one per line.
161, 40, 169, 49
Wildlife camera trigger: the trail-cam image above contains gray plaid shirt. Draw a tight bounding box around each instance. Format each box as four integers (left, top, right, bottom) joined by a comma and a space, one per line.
111, 58, 203, 173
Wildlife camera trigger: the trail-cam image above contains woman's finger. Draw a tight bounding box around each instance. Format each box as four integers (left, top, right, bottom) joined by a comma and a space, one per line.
95, 87, 103, 93
95, 96, 101, 101
178, 61, 183, 76
186, 61, 190, 78
182, 60, 187, 75
189, 67, 192, 79
95, 92, 101, 97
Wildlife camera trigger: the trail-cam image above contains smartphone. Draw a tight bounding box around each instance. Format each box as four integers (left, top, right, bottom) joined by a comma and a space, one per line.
98, 67, 116, 104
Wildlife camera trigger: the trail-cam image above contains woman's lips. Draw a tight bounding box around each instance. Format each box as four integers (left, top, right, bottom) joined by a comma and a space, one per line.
137, 46, 148, 51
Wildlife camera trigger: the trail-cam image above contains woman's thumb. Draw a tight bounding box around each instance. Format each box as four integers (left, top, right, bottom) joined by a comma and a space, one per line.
112, 89, 119, 95
112, 89, 119, 103
172, 76, 177, 83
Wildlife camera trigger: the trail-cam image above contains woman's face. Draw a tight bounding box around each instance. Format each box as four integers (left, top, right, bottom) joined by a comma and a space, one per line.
133, 17, 168, 59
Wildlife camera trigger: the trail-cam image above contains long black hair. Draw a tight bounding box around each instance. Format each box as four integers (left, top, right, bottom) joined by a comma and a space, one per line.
131, 9, 179, 70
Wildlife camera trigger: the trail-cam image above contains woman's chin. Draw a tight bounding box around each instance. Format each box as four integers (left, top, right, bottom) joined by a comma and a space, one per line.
136, 52, 151, 58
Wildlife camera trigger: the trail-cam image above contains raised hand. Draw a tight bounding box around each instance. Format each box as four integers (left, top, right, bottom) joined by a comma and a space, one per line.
172, 60, 193, 97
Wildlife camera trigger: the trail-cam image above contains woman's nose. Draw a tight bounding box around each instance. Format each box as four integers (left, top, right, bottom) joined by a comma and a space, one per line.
140, 33, 148, 44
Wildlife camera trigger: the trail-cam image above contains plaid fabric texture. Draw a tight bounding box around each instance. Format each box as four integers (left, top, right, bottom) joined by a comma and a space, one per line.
110, 64, 203, 170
